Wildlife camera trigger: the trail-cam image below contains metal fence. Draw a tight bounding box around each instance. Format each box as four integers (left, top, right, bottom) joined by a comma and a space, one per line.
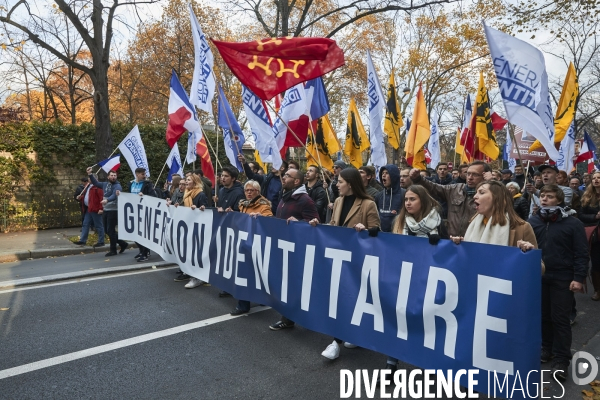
0, 191, 82, 232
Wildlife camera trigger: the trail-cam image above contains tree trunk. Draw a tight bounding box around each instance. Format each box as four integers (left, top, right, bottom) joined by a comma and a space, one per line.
92, 66, 113, 161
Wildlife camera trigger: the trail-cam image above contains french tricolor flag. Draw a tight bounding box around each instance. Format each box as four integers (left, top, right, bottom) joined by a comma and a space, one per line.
166, 69, 201, 148
98, 154, 121, 173
575, 131, 597, 173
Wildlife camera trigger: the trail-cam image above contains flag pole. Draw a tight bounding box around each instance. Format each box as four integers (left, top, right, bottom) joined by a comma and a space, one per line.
509, 123, 525, 168
306, 123, 332, 204
200, 125, 224, 170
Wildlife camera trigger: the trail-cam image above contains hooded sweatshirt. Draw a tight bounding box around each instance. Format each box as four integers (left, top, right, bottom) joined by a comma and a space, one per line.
376, 164, 406, 232
217, 181, 245, 212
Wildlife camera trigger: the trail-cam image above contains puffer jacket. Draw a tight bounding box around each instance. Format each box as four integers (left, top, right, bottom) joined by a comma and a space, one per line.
239, 195, 273, 217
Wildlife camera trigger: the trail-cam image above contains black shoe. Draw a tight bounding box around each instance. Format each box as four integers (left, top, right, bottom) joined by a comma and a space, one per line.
269, 320, 295, 331
137, 255, 149, 262
230, 308, 249, 316
93, 243, 105, 248
551, 362, 568, 381
119, 242, 128, 254
218, 291, 232, 298
541, 348, 553, 363
174, 272, 190, 282
105, 251, 118, 257
74, 241, 86, 245
377, 363, 398, 385
134, 253, 143, 259
570, 314, 577, 325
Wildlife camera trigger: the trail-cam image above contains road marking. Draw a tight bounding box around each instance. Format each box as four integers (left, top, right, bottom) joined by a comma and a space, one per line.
0, 266, 178, 294
0, 306, 271, 380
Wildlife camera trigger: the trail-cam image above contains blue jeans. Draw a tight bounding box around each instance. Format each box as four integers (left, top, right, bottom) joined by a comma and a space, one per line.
81, 212, 105, 244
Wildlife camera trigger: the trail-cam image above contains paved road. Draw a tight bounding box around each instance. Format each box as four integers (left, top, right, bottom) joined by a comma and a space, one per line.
0, 249, 156, 282
2, 256, 600, 399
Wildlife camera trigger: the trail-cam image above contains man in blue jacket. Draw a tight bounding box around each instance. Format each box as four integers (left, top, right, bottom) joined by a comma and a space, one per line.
375, 164, 405, 232
527, 184, 589, 381
87, 167, 128, 257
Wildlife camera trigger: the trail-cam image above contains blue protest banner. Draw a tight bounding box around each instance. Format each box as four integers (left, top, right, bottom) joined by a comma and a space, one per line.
118, 193, 541, 398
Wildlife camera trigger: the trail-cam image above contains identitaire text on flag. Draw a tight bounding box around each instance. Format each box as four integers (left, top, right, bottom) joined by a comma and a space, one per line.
212, 37, 345, 100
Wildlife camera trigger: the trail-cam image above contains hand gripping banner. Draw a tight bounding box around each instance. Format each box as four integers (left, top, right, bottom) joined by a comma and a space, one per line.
119, 193, 541, 398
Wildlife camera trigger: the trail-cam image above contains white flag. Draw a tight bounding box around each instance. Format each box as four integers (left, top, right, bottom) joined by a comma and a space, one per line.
185, 130, 202, 164
427, 112, 441, 168
167, 142, 184, 178
483, 21, 559, 160
189, 4, 215, 115
118, 125, 151, 178
366, 50, 387, 169
242, 85, 282, 169
505, 130, 516, 173
272, 83, 309, 150
556, 121, 576, 172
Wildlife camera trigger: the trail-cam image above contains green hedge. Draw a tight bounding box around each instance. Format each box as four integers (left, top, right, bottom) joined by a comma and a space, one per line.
0, 121, 233, 231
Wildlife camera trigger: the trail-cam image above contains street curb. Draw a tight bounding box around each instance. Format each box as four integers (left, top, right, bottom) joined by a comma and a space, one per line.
0, 242, 138, 263
0, 261, 176, 289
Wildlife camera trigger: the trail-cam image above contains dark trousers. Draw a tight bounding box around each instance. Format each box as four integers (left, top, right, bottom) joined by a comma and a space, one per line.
281, 316, 294, 325
236, 300, 250, 312
542, 278, 573, 364
136, 243, 149, 256
103, 211, 127, 253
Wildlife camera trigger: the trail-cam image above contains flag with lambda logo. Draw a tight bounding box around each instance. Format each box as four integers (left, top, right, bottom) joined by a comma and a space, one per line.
384, 71, 403, 150
212, 37, 345, 100
474, 72, 500, 160
344, 98, 370, 168
530, 62, 578, 152
306, 114, 339, 171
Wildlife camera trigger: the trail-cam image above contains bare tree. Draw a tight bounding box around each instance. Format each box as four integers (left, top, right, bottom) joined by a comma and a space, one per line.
1, 0, 160, 160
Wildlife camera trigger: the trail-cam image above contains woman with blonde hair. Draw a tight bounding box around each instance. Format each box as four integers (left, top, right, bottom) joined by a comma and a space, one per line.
229, 180, 273, 316
578, 171, 600, 300
167, 174, 208, 288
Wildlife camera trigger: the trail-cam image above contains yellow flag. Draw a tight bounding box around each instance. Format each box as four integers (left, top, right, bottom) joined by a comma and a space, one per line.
455, 128, 464, 156
253, 150, 267, 171
404, 84, 430, 170
384, 71, 404, 149
306, 115, 340, 171
474, 72, 499, 160
344, 98, 370, 168
530, 62, 579, 151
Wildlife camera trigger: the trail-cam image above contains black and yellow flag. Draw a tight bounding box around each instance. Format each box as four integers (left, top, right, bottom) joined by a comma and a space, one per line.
474, 72, 499, 160
384, 71, 404, 150
344, 98, 370, 168
306, 114, 340, 171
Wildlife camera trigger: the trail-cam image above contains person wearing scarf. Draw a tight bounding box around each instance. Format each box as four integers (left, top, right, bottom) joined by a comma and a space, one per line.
525, 184, 589, 381
451, 180, 537, 248
308, 168, 380, 361
230, 180, 273, 316
166, 174, 208, 289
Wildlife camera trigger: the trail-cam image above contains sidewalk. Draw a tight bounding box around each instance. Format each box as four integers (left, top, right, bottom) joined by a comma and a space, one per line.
0, 227, 116, 263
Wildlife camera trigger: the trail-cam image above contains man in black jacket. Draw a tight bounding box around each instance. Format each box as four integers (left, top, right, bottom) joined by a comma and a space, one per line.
526, 184, 589, 381
239, 154, 287, 214
305, 165, 328, 222
216, 166, 245, 212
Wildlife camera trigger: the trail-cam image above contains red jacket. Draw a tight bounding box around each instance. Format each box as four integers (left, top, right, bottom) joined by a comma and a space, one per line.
87, 186, 104, 213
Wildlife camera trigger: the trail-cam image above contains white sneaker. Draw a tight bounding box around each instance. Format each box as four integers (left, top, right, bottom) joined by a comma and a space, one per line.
185, 278, 203, 289
321, 341, 340, 360
343, 342, 358, 349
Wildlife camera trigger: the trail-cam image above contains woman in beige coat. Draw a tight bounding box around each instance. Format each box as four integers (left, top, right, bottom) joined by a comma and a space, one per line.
309, 167, 380, 360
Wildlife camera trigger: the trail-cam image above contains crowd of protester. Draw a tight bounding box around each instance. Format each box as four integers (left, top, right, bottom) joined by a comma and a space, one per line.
76, 155, 596, 383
